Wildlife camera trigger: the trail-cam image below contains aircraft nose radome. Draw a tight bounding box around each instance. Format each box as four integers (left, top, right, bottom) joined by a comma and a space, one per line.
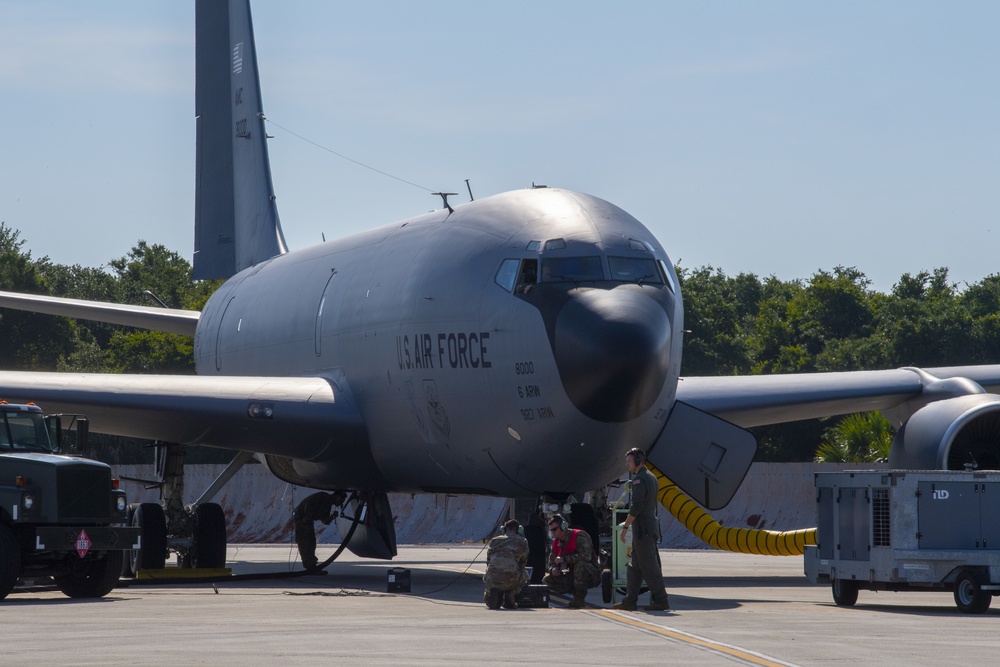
554, 289, 671, 423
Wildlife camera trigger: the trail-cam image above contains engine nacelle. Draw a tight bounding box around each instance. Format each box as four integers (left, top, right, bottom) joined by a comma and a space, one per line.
889, 394, 1000, 470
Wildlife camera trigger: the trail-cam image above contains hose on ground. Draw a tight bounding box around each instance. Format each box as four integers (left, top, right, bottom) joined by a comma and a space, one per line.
648, 463, 816, 556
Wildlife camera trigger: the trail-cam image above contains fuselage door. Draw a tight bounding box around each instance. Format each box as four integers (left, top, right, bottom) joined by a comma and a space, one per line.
316, 269, 338, 356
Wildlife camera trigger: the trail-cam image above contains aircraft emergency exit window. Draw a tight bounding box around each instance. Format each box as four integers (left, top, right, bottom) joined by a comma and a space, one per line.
494, 259, 520, 292
541, 256, 604, 282
609, 257, 664, 284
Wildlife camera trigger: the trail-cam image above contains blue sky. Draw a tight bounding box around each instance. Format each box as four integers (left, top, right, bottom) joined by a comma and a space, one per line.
1, 1, 997, 293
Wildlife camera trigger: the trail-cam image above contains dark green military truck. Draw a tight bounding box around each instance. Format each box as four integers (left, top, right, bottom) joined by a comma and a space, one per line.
0, 401, 139, 600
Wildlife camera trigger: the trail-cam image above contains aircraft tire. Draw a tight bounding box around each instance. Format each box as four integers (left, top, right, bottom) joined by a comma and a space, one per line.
954, 570, 991, 614
0, 524, 21, 600
524, 524, 547, 584
130, 502, 167, 573
570, 503, 600, 557
191, 503, 227, 569
55, 550, 124, 598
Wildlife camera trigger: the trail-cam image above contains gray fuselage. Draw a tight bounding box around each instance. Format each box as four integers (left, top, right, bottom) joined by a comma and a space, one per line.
194, 188, 683, 496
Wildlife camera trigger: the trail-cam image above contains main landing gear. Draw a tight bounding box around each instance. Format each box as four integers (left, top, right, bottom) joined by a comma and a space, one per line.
122, 444, 250, 576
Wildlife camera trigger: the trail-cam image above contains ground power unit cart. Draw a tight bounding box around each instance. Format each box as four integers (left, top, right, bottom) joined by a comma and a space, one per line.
804, 469, 1000, 613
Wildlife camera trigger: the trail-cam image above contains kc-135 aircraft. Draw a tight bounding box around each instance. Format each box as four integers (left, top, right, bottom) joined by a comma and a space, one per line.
3, 0, 1000, 567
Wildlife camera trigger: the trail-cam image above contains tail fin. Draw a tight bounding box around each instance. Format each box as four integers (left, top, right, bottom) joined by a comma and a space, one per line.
194, 0, 287, 280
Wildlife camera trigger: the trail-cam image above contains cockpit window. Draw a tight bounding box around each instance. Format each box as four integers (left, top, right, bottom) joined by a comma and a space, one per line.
608, 257, 664, 285
541, 256, 604, 283
515, 259, 538, 293
494, 259, 520, 292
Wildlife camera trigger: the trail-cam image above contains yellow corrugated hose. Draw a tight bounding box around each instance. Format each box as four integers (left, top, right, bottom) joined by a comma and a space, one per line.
648, 464, 817, 556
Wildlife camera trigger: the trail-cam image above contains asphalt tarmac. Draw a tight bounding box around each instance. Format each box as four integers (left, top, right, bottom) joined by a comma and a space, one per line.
3, 545, 999, 666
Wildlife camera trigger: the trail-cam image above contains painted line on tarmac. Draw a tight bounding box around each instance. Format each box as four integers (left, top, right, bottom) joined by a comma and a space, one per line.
590, 609, 800, 667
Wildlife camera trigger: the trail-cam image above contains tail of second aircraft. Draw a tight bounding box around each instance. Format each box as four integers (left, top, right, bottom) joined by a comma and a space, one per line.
194, 0, 287, 280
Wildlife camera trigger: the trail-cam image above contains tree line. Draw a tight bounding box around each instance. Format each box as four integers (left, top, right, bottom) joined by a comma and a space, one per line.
678, 265, 1000, 460
3, 222, 999, 463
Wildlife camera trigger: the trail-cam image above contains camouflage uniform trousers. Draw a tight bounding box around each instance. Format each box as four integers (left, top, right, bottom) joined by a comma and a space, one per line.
542, 560, 600, 595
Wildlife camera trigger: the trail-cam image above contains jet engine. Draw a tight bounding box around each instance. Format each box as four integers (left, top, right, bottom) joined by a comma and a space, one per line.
889, 394, 1000, 471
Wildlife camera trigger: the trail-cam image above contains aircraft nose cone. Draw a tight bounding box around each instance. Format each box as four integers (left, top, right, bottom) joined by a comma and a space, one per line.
553, 289, 671, 423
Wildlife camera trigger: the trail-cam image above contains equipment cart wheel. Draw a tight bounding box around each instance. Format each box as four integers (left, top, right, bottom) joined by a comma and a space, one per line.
601, 569, 613, 604
954, 570, 991, 614
831, 578, 859, 606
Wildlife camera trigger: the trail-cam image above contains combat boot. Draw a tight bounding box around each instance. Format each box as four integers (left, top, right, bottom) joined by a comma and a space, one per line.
643, 598, 670, 611
485, 588, 502, 610
568, 590, 587, 609
502, 591, 518, 609
611, 600, 637, 611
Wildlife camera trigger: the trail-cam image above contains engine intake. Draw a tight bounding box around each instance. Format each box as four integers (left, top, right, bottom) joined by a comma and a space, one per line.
889, 394, 1000, 470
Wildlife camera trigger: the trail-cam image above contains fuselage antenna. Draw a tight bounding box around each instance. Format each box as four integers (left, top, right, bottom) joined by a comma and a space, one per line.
465, 179, 474, 201
433, 192, 457, 214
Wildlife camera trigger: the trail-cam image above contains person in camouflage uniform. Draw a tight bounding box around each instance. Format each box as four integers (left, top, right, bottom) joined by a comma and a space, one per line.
294, 491, 345, 571
612, 448, 670, 611
542, 514, 600, 608
483, 519, 530, 609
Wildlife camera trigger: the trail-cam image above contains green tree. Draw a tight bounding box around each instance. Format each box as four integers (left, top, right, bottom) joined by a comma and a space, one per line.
878, 269, 973, 366
814, 412, 894, 463
0, 224, 75, 370
676, 266, 761, 376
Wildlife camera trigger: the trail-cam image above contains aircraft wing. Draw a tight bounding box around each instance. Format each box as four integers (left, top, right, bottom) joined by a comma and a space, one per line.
0, 371, 363, 461
676, 365, 1000, 428
0, 290, 198, 337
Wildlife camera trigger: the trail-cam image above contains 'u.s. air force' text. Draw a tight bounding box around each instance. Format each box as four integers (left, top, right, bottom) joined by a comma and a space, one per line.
395, 332, 492, 370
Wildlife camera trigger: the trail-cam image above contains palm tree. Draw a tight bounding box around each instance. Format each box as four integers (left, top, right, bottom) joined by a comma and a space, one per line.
814, 412, 894, 463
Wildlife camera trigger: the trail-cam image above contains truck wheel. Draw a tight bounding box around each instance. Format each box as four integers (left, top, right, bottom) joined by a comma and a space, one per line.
55, 550, 124, 598
832, 578, 859, 606
191, 503, 227, 569
954, 571, 992, 614
130, 503, 167, 573
601, 569, 612, 604
0, 524, 21, 600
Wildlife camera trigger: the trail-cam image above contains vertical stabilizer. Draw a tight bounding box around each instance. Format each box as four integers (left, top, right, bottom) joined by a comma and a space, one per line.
194, 0, 287, 280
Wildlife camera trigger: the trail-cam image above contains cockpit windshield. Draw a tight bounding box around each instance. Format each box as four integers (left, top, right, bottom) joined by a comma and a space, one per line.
608, 256, 664, 285
540, 256, 604, 283
0, 411, 54, 453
